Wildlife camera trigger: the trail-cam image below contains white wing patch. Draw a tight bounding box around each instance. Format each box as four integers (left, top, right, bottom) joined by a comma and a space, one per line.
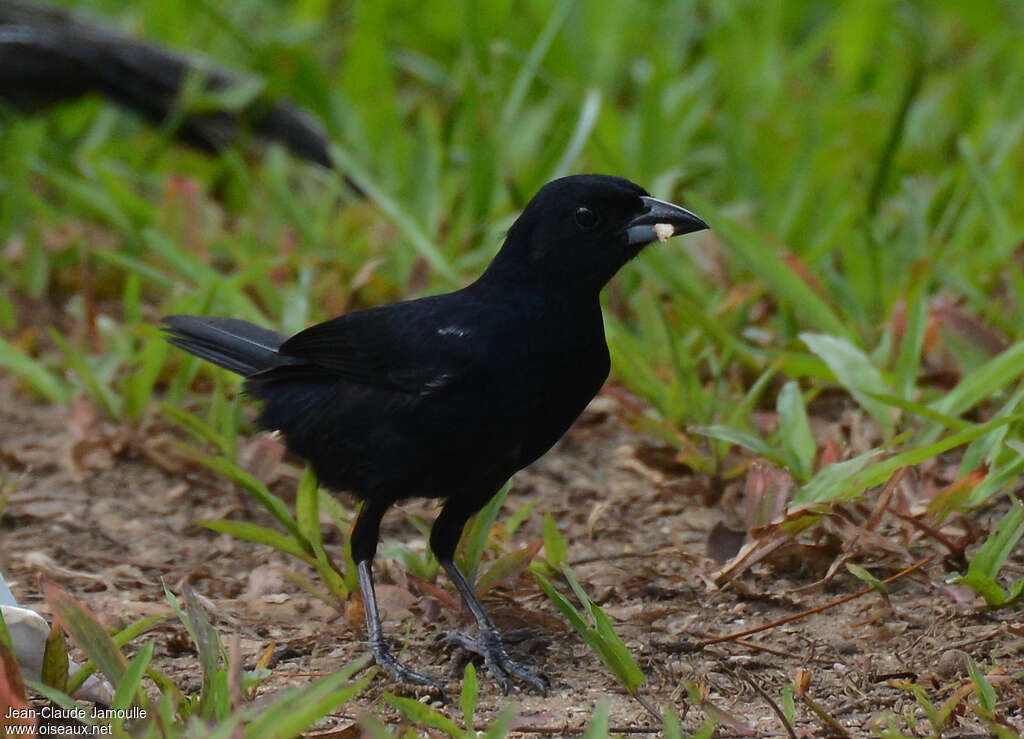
422, 373, 455, 393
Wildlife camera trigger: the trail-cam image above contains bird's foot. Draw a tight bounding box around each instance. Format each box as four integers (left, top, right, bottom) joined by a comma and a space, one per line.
370, 636, 448, 703
445, 629, 549, 696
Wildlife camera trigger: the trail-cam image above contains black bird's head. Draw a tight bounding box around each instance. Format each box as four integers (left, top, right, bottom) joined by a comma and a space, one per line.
484, 174, 708, 293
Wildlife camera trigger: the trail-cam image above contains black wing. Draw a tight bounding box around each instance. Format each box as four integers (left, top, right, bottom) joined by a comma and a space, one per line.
272, 298, 479, 395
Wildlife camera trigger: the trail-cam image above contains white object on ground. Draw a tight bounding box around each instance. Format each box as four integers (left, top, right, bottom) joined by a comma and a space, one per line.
0, 572, 16, 607
0, 573, 114, 704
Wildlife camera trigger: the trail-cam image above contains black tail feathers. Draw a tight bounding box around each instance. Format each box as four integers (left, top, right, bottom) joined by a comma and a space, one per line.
162, 315, 287, 377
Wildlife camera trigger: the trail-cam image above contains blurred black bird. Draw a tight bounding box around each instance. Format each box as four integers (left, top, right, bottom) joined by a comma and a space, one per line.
0, 0, 332, 167
163, 174, 707, 697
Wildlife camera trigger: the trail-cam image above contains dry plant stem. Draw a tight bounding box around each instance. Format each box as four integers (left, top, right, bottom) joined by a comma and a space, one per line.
734, 637, 824, 661
632, 692, 662, 723
227, 633, 243, 709
507, 726, 659, 735
700, 555, 935, 648
887, 507, 967, 560
737, 669, 798, 739
815, 467, 909, 587
868, 670, 917, 682
568, 548, 680, 566
865, 466, 906, 531
227, 633, 245, 739
800, 693, 851, 737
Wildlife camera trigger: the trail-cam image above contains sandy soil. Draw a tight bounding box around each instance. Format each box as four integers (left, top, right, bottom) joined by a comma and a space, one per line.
1, 376, 1022, 736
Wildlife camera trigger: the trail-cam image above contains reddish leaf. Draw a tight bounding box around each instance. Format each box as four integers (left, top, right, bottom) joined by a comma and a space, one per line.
782, 251, 823, 294
932, 297, 1009, 356
476, 540, 543, 596
928, 467, 986, 523
0, 641, 36, 732
43, 583, 127, 687
744, 461, 793, 531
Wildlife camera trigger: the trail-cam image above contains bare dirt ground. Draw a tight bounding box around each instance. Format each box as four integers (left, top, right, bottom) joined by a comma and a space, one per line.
2, 375, 1022, 736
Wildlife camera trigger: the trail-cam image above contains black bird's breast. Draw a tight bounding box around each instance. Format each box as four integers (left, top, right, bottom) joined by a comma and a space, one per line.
503, 310, 610, 469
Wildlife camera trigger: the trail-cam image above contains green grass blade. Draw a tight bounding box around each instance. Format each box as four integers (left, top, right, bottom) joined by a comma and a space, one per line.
693, 425, 786, 466
0, 336, 70, 403
845, 563, 888, 594
536, 568, 645, 694
65, 613, 168, 694
476, 541, 542, 596
550, 87, 602, 179
499, 0, 574, 130
40, 622, 69, 693
459, 481, 510, 583
801, 332, 893, 437
777, 380, 816, 480
958, 137, 1017, 257
480, 706, 517, 739
246, 660, 374, 739
460, 662, 478, 735
188, 451, 306, 547
542, 513, 568, 569
111, 640, 153, 713
197, 520, 315, 564
926, 342, 1024, 438
24, 680, 99, 725
384, 691, 462, 736
893, 277, 928, 399
966, 453, 1024, 507
160, 404, 232, 457
328, 144, 458, 284
964, 656, 998, 711
949, 497, 1024, 606
123, 329, 168, 421
663, 707, 684, 739
49, 330, 122, 418
959, 382, 1024, 475
864, 392, 969, 432
796, 415, 1018, 504
581, 699, 610, 739
588, 600, 645, 693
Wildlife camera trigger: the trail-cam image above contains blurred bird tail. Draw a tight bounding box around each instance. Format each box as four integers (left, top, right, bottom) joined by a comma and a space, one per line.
0, 0, 333, 168
161, 315, 287, 377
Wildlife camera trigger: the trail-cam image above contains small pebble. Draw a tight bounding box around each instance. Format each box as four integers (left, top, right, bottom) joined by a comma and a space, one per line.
936, 648, 968, 679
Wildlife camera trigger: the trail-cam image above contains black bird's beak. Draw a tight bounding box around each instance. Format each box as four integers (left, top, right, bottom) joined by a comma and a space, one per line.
625, 196, 709, 246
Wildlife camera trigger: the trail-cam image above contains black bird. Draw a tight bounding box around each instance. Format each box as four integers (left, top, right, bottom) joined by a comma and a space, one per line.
0, 0, 332, 167
163, 174, 707, 696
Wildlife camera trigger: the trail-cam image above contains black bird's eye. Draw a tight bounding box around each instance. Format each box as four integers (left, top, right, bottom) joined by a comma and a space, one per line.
574, 206, 599, 230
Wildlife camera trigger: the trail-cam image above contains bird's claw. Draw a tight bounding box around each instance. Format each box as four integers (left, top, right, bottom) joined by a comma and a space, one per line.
445, 629, 549, 696
370, 637, 449, 703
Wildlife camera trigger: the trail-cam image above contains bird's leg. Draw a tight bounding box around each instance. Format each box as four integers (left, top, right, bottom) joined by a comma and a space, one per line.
356, 559, 447, 699
431, 499, 549, 695
352, 502, 447, 700
439, 557, 549, 696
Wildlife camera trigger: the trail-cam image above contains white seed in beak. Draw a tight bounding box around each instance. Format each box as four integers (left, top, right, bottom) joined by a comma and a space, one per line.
653, 223, 675, 243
